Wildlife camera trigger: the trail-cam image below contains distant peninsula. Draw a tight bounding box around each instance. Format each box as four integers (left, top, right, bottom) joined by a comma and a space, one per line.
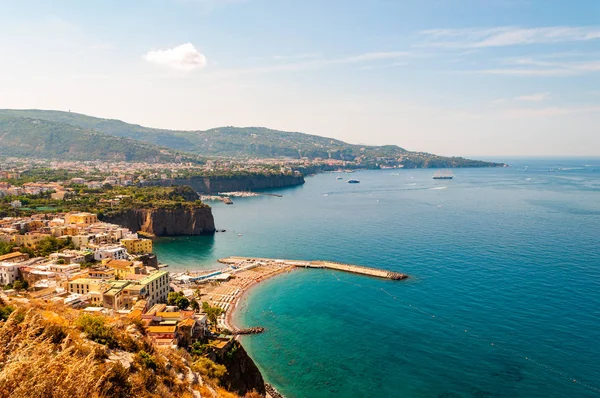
0, 109, 504, 169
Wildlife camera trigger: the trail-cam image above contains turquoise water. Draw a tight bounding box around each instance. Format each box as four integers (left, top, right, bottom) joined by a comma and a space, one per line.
155, 159, 600, 398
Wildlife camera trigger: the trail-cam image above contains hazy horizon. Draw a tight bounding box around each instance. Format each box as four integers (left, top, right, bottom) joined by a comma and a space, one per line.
1, 1, 600, 157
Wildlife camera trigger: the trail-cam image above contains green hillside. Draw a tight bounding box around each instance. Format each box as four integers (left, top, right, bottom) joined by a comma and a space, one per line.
0, 109, 388, 160
0, 109, 503, 167
0, 116, 199, 163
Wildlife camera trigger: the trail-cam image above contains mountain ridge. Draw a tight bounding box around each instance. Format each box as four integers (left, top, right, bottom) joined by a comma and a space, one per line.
0, 115, 200, 163
0, 109, 503, 167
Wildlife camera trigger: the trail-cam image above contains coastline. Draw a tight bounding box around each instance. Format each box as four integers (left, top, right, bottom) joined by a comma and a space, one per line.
223, 266, 297, 333
218, 265, 295, 398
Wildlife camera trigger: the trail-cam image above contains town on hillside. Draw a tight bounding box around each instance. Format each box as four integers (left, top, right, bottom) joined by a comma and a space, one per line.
0, 210, 225, 350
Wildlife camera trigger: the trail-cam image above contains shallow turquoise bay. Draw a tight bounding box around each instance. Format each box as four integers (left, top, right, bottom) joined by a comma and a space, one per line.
155, 159, 600, 398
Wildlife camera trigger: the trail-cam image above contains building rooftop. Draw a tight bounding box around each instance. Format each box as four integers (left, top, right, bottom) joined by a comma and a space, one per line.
108, 280, 130, 289
69, 278, 106, 285
106, 259, 134, 269
104, 288, 123, 297
147, 303, 167, 315
0, 261, 20, 268
124, 284, 145, 292
147, 325, 177, 333
156, 312, 181, 319
139, 270, 169, 285
0, 252, 26, 261
127, 309, 143, 319
123, 273, 146, 281
178, 318, 196, 327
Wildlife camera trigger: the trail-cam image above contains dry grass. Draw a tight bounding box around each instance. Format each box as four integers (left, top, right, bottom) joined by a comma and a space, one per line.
0, 300, 248, 398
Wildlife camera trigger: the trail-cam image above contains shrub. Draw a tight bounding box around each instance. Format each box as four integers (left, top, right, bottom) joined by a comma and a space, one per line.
136, 350, 158, 371
75, 314, 117, 348
98, 363, 132, 398
190, 342, 210, 357
44, 325, 67, 344
0, 305, 14, 321
13, 280, 28, 291
192, 357, 227, 382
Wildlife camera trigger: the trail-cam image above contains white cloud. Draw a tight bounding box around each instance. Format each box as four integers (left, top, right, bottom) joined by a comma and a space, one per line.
515, 92, 551, 102
490, 93, 550, 106
144, 43, 207, 71
419, 26, 600, 48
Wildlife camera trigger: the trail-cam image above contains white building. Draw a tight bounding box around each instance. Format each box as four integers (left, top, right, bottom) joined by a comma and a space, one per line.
46, 262, 81, 275
93, 246, 128, 261
0, 262, 21, 285
49, 251, 86, 264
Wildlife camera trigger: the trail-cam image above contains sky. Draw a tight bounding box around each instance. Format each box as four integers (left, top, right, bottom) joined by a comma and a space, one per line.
1, 0, 600, 157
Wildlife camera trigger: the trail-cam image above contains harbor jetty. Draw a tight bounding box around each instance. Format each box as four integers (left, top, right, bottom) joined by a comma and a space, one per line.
219, 256, 408, 280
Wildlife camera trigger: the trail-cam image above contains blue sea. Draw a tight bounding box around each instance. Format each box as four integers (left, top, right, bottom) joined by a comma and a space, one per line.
154, 158, 600, 398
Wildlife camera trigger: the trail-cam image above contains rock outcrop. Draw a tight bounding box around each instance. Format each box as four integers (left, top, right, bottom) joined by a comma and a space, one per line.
102, 206, 216, 236
210, 340, 266, 396
145, 174, 305, 194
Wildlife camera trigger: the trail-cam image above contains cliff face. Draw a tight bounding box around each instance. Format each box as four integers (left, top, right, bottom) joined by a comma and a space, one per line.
146, 174, 305, 194
210, 340, 266, 396
102, 207, 216, 236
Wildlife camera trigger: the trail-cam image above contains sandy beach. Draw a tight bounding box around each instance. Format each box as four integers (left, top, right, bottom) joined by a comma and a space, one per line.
193, 261, 297, 332
224, 267, 296, 332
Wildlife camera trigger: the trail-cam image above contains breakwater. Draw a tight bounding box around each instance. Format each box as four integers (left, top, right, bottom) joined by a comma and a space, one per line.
219, 256, 408, 280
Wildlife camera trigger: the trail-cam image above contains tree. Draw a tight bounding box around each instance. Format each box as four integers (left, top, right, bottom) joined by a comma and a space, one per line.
190, 299, 200, 312
167, 291, 190, 310
13, 280, 28, 291
36, 236, 74, 257
176, 297, 190, 310
0, 242, 15, 256
167, 292, 180, 306
202, 302, 224, 327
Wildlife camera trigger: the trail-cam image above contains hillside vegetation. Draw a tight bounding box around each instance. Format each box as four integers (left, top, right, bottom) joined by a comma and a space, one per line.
0, 116, 200, 163
0, 297, 260, 398
0, 109, 503, 167
0, 185, 208, 219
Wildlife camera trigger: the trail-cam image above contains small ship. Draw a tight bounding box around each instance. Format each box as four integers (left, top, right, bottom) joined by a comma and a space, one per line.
433, 170, 453, 180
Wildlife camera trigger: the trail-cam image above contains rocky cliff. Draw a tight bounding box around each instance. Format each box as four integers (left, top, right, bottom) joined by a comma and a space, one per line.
102, 206, 216, 236
145, 174, 305, 194
209, 340, 266, 396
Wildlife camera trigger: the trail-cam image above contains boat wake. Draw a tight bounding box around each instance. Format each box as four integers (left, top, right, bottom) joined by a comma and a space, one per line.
431, 186, 447, 190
